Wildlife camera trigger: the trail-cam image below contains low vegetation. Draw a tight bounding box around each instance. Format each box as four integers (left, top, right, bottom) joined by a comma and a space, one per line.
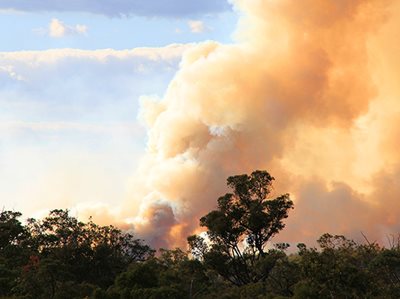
1, 171, 399, 298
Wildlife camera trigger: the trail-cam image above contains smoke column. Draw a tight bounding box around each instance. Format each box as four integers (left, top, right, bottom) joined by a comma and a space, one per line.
111, 0, 400, 248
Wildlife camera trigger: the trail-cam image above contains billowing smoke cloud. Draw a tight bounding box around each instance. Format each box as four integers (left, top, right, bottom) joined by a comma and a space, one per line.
83, 0, 400, 248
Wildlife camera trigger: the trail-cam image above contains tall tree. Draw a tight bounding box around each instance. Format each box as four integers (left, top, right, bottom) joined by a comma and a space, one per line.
188, 170, 293, 285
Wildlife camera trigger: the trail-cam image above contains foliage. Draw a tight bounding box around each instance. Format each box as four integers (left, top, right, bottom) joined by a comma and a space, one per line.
2, 170, 400, 298
0, 209, 153, 299
188, 170, 294, 286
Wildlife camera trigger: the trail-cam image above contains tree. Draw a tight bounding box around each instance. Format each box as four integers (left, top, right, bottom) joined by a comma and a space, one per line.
0, 211, 28, 250
0, 210, 33, 296
14, 209, 154, 298
188, 170, 293, 286
104, 248, 211, 299
293, 234, 380, 298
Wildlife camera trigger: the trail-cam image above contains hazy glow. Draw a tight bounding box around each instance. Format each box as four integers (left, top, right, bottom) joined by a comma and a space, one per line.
2, 0, 400, 249
120, 0, 400, 247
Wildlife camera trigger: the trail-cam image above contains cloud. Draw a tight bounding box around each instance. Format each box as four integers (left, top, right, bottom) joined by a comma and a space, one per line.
118, 0, 400, 248
188, 20, 209, 33
0, 44, 190, 220
0, 0, 231, 17
0, 44, 190, 116
133, 196, 178, 248
0, 45, 190, 126
3, 0, 400, 251
0, 44, 190, 64
276, 179, 374, 246
48, 18, 88, 38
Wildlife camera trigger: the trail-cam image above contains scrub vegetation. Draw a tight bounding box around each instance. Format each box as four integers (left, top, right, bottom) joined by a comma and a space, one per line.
1, 171, 400, 298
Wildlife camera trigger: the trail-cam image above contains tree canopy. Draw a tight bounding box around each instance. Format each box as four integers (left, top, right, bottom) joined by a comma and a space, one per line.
189, 170, 294, 285
1, 170, 400, 298
0, 209, 154, 298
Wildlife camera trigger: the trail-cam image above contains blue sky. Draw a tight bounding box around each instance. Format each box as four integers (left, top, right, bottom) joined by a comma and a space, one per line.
0, 1, 237, 51
0, 0, 238, 215
0, 11, 238, 51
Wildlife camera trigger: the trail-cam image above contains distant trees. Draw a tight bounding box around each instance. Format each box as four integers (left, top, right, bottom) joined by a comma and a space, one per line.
188, 170, 294, 286
0, 209, 154, 299
2, 170, 400, 298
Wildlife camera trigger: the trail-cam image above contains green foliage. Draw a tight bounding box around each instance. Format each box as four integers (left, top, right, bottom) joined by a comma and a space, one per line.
189, 170, 293, 286
291, 234, 400, 299
0, 210, 33, 296
105, 248, 212, 299
0, 209, 154, 299
3, 170, 400, 298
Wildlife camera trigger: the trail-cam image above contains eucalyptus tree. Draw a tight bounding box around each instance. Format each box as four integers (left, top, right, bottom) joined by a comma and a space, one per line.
188, 170, 293, 285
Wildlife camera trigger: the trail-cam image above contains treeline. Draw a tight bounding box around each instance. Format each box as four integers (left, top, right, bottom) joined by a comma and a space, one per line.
1, 171, 400, 298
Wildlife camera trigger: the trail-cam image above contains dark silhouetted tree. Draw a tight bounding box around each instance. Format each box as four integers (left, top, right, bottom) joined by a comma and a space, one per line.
188, 170, 293, 286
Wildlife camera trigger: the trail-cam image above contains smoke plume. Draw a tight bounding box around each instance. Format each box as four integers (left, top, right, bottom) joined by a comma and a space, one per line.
100, 0, 400, 248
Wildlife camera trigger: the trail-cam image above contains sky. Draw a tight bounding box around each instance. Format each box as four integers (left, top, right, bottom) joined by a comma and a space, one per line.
2, 0, 400, 249
0, 0, 237, 216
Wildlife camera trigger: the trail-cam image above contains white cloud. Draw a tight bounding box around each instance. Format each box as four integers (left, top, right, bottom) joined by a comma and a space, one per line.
188, 20, 210, 33
0, 44, 191, 63
48, 18, 88, 38
0, 44, 191, 134
0, 44, 191, 216
0, 65, 24, 81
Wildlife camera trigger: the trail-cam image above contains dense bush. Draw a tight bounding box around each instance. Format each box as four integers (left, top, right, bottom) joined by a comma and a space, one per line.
1, 171, 400, 298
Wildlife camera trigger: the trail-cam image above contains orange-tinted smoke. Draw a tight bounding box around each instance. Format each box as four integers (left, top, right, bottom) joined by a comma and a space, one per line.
125, 0, 400, 248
